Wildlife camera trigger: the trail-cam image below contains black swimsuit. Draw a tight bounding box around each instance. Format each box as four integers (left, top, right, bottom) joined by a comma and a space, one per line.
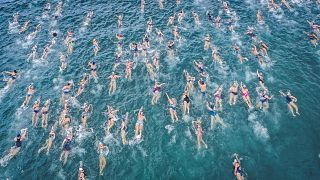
184, 95, 190, 103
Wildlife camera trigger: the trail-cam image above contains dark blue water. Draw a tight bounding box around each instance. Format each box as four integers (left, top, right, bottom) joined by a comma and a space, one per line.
0, 0, 320, 179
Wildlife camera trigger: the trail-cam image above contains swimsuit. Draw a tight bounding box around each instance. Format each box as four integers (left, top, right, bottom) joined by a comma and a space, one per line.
286, 95, 292, 104
231, 91, 238, 95
15, 138, 22, 148
184, 95, 190, 103
63, 139, 71, 151
169, 104, 176, 111
209, 109, 216, 116
136, 119, 143, 126
260, 95, 268, 103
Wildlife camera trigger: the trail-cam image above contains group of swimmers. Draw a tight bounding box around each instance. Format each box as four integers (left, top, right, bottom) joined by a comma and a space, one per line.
1, 0, 310, 179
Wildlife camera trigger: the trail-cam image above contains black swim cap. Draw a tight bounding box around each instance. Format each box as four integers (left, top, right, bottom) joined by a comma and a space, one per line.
52, 32, 57, 37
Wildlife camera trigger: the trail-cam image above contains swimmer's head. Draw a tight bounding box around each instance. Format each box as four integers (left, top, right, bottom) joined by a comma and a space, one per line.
13, 70, 17, 73
52, 32, 57, 37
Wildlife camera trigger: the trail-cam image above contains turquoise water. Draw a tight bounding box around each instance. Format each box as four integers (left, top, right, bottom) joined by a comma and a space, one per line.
0, 0, 320, 179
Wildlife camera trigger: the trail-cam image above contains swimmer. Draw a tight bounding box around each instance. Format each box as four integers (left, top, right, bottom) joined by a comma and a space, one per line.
152, 53, 160, 71
256, 70, 266, 90
135, 107, 146, 139
280, 90, 300, 116
60, 135, 72, 165
141, 43, 148, 57
211, 47, 223, 64
3, 70, 17, 86
54, 1, 63, 18
147, 17, 153, 32
7, 128, 28, 158
215, 16, 221, 28
192, 119, 208, 149
93, 39, 100, 56
167, 40, 175, 57
173, 26, 180, 40
143, 33, 150, 48
141, 0, 145, 12
81, 103, 92, 128
117, 15, 123, 28
206, 11, 213, 22
198, 79, 207, 98
21, 84, 35, 108
59, 53, 67, 72
38, 125, 56, 155
167, 14, 175, 26
19, 20, 30, 33
192, 11, 201, 25
61, 114, 71, 132
246, 26, 256, 39
214, 86, 223, 111
41, 99, 50, 128
67, 39, 75, 55
78, 161, 86, 180
97, 142, 108, 175
256, 10, 264, 23
184, 70, 195, 92
130, 42, 139, 56
156, 28, 164, 43
121, 112, 129, 145
12, 12, 20, 24
105, 105, 119, 134
88, 61, 98, 81
252, 45, 264, 65
84, 10, 93, 26
151, 82, 165, 105
165, 93, 179, 123
268, 0, 279, 9
194, 60, 207, 77
182, 90, 191, 115
304, 31, 319, 47
257, 90, 272, 110
233, 155, 245, 180
229, 81, 239, 105
158, 0, 164, 9
206, 102, 226, 129
240, 82, 253, 108
223, 1, 229, 12
108, 72, 121, 95
259, 41, 269, 55
113, 51, 123, 70
204, 34, 211, 50
27, 44, 38, 61
307, 20, 320, 34
237, 54, 248, 64
40, 44, 51, 60
145, 60, 157, 80
177, 10, 184, 24
61, 82, 73, 103
124, 60, 134, 80
281, 0, 291, 10
76, 74, 90, 97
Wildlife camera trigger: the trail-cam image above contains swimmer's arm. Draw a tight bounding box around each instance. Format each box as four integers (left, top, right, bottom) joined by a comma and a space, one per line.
206, 102, 211, 110
279, 90, 285, 96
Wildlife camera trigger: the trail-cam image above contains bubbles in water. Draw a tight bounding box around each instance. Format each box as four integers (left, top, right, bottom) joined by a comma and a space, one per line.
252, 121, 270, 140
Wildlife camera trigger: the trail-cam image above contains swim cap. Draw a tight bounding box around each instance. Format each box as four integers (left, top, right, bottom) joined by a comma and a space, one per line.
52, 32, 57, 37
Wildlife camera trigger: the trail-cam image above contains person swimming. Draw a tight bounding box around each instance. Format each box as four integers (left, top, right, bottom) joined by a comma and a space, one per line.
60, 135, 72, 165
151, 82, 165, 105
135, 107, 146, 139
192, 119, 207, 149
165, 93, 179, 123
280, 90, 300, 116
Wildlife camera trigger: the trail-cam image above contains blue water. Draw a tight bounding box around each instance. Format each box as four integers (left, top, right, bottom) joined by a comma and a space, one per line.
1, 0, 320, 179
